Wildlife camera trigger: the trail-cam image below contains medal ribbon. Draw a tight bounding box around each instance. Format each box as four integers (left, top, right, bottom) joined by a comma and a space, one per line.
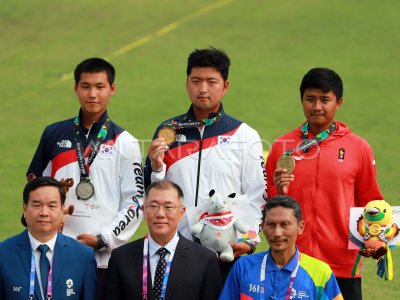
284, 122, 336, 155
259, 251, 301, 300
73, 116, 111, 179
163, 112, 224, 129
142, 234, 174, 300
29, 250, 53, 300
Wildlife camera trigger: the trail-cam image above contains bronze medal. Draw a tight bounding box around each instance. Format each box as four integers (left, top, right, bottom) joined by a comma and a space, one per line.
158, 126, 176, 145
277, 155, 296, 174
76, 180, 95, 200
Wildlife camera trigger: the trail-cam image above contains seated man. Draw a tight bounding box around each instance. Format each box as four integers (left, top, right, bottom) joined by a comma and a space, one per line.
219, 195, 343, 300
102, 180, 222, 300
0, 177, 97, 300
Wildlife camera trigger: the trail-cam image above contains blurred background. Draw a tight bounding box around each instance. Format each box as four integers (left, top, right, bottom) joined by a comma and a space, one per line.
1, 1, 399, 297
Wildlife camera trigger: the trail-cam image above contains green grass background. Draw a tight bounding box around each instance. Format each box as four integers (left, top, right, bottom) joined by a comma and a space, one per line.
1, 0, 399, 298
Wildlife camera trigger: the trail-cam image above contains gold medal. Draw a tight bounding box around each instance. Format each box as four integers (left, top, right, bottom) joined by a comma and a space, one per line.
277, 155, 296, 174
368, 223, 381, 235
158, 126, 176, 145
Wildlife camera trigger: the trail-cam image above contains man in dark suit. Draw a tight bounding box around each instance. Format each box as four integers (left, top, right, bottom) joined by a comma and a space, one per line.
0, 177, 97, 300
102, 180, 222, 300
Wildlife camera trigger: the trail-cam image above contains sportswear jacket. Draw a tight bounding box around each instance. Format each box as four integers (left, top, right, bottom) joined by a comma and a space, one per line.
219, 248, 343, 300
266, 121, 383, 277
144, 104, 267, 242
27, 110, 144, 268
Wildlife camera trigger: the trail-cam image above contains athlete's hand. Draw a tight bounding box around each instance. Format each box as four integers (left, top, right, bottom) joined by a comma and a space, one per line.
273, 168, 295, 195
148, 138, 168, 172
77, 233, 99, 251
231, 242, 251, 257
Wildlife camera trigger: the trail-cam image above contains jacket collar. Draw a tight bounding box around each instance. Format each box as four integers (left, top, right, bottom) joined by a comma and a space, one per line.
184, 104, 225, 122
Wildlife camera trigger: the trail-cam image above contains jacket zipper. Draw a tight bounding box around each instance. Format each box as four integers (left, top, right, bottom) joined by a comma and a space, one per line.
194, 137, 203, 207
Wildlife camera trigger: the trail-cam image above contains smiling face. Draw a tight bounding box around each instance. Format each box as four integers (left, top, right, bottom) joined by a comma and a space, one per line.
143, 187, 186, 246
301, 88, 342, 135
186, 67, 229, 120
74, 71, 115, 125
23, 186, 64, 242
262, 206, 304, 256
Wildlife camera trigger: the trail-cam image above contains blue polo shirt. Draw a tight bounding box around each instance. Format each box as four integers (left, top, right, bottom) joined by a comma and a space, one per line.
219, 248, 343, 300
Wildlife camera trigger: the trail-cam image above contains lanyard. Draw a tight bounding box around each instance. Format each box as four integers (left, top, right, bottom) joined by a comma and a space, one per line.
73, 116, 110, 179
284, 122, 336, 155
259, 252, 301, 300
142, 235, 174, 300
163, 112, 224, 129
29, 251, 53, 300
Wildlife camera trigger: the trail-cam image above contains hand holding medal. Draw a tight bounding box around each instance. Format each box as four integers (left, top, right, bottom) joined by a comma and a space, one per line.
274, 154, 295, 195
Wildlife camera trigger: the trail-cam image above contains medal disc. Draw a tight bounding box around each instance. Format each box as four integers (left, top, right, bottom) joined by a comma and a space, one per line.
276, 155, 296, 174
76, 180, 95, 200
158, 126, 176, 145
368, 223, 381, 235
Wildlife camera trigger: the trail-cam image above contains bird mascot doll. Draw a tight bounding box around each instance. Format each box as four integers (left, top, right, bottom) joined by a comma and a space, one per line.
352, 200, 399, 280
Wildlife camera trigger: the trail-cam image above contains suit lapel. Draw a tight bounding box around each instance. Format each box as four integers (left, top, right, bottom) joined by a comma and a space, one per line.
164, 237, 191, 300
135, 238, 154, 300
52, 234, 68, 290
16, 230, 32, 278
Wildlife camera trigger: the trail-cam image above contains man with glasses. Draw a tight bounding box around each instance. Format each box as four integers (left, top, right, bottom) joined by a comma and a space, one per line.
102, 180, 222, 300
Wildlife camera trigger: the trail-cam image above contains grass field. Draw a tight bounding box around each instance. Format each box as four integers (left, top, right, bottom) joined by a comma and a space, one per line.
1, 0, 399, 298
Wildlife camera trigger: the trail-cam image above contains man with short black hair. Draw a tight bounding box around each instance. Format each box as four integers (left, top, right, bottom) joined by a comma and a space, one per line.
102, 180, 222, 300
220, 195, 343, 300
0, 177, 97, 300
266, 68, 383, 299
144, 47, 267, 279
26, 58, 144, 287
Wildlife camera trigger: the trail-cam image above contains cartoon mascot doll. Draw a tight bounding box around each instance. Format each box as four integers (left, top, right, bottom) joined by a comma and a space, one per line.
353, 200, 399, 280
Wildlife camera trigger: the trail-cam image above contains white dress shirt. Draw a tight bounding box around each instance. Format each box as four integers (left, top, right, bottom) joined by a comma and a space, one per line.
148, 233, 179, 285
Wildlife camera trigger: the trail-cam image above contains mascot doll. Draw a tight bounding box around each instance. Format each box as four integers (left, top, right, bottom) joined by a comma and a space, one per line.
352, 200, 399, 280
191, 189, 253, 262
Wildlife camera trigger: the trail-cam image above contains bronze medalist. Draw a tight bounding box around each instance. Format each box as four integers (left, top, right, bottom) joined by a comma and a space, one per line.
276, 155, 296, 174
158, 126, 176, 145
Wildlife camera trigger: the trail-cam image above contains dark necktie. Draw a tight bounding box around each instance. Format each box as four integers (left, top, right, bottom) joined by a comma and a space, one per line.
38, 244, 50, 294
153, 247, 169, 299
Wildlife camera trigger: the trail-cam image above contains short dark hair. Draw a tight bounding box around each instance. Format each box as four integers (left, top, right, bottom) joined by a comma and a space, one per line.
23, 176, 66, 205
74, 57, 115, 86
145, 180, 184, 205
262, 195, 302, 222
300, 67, 343, 100
187, 47, 230, 81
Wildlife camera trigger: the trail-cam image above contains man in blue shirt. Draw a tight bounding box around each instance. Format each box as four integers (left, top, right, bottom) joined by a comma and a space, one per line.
219, 195, 343, 300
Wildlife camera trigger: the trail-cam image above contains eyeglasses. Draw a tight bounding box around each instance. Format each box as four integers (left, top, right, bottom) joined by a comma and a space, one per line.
145, 204, 182, 214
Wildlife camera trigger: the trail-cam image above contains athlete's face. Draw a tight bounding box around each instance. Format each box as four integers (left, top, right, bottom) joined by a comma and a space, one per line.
186, 67, 229, 120
262, 206, 304, 255
74, 71, 115, 122
301, 88, 342, 134
23, 186, 64, 242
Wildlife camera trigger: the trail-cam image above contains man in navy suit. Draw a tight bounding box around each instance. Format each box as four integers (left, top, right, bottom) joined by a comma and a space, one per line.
0, 177, 97, 300
102, 180, 222, 300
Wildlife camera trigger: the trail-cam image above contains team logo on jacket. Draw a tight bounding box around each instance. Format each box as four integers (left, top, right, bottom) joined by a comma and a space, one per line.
100, 145, 114, 156
338, 148, 345, 161
176, 134, 186, 142
218, 136, 231, 145
66, 279, 75, 296
57, 139, 72, 148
